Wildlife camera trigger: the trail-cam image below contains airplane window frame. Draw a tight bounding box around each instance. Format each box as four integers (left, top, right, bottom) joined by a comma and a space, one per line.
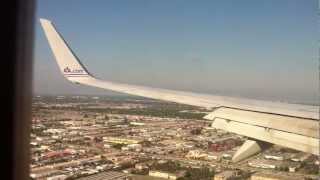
4, 0, 35, 179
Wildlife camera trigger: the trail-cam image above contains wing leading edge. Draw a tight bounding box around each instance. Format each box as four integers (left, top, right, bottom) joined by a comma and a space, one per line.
40, 18, 319, 155
39, 18, 318, 120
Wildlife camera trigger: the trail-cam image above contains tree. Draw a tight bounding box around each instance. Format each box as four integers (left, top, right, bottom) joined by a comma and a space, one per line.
190, 128, 202, 135
112, 143, 125, 149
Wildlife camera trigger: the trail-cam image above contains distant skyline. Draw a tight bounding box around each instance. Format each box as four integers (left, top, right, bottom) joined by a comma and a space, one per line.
34, 0, 318, 104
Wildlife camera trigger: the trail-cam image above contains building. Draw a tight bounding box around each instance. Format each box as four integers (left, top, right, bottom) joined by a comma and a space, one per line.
121, 144, 142, 151
30, 169, 62, 179
251, 172, 302, 180
135, 163, 148, 170
213, 170, 247, 180
214, 171, 237, 180
248, 159, 279, 169
205, 154, 219, 161
149, 170, 186, 180
77, 171, 130, 180
264, 154, 284, 161
43, 150, 72, 159
208, 137, 242, 152
47, 174, 68, 180
103, 137, 141, 145
186, 150, 207, 159
149, 171, 170, 179
130, 122, 145, 126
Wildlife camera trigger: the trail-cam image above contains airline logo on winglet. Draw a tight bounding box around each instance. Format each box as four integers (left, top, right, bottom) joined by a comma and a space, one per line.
63, 67, 86, 74
63, 67, 88, 77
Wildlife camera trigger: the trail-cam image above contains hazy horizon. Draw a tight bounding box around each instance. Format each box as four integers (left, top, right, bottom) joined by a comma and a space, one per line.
33, 0, 318, 105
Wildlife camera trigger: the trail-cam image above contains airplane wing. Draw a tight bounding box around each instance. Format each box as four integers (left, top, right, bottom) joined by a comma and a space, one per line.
39, 18, 319, 157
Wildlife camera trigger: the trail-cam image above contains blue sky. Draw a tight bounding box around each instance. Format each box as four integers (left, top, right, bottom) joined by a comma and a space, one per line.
34, 0, 318, 104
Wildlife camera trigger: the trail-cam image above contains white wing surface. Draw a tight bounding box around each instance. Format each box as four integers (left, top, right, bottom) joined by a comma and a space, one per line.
40, 18, 319, 155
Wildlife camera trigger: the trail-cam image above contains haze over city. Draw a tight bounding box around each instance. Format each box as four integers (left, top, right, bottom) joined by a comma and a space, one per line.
33, 0, 318, 104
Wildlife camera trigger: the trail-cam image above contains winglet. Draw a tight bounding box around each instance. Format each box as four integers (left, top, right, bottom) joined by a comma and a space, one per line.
39, 18, 92, 79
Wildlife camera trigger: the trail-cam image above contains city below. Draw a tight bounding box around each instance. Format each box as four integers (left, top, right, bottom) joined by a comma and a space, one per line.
30, 95, 319, 180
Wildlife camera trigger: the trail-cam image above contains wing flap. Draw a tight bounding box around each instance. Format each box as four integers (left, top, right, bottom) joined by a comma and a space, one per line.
211, 118, 319, 155
204, 107, 318, 138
